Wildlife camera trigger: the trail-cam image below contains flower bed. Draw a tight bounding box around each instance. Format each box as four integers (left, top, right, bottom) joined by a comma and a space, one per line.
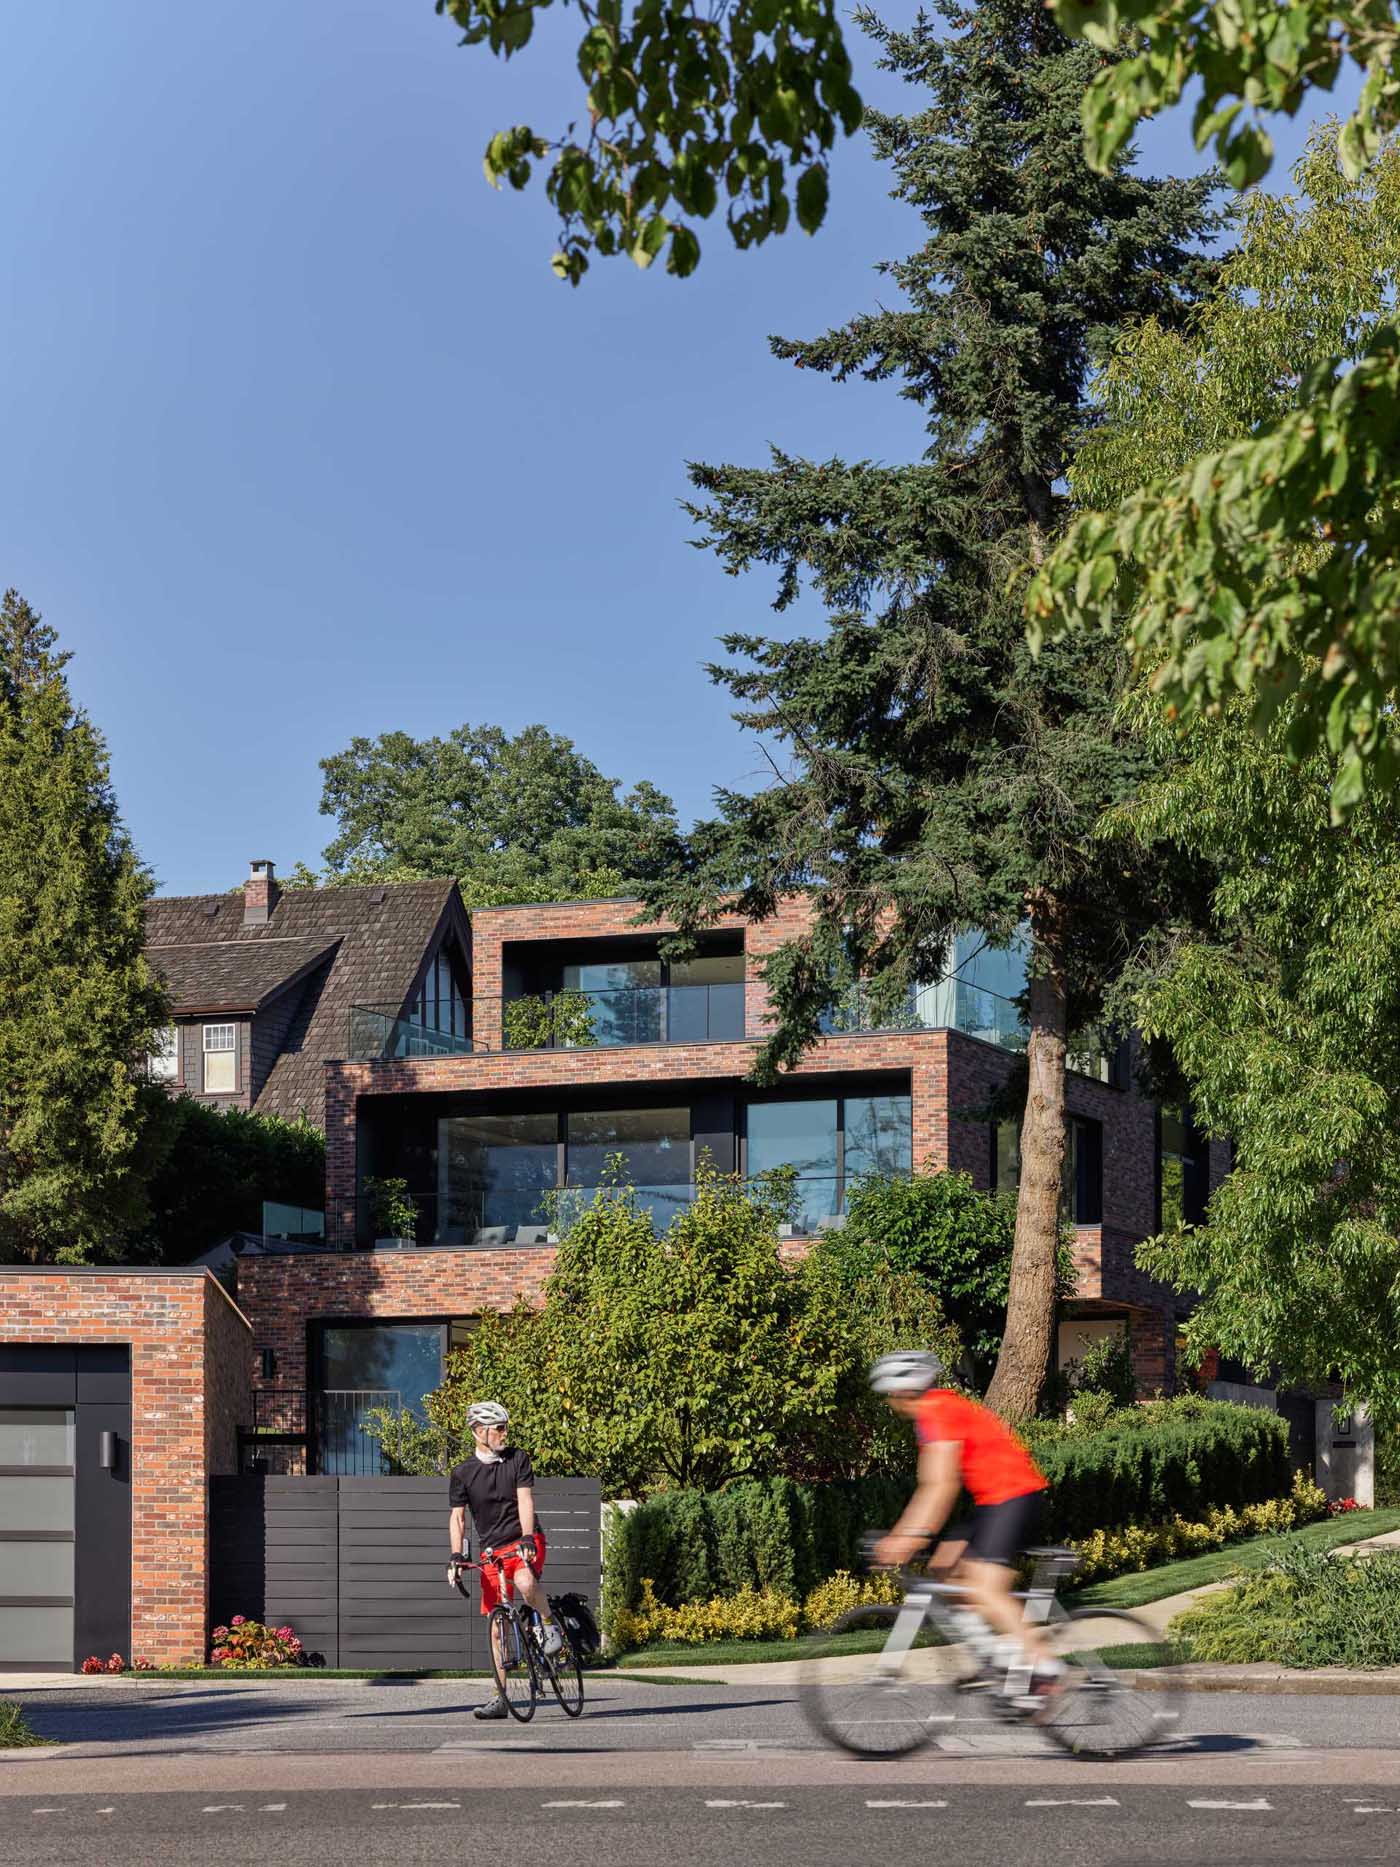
209, 1616, 305, 1669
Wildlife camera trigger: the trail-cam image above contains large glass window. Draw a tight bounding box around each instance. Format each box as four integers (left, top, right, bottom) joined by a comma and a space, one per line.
844, 1095, 913, 1183
746, 1099, 839, 1232
667, 953, 745, 1043
315, 1322, 471, 1474
563, 957, 663, 1046
1158, 1105, 1209, 1229
438, 1113, 557, 1240
914, 929, 1029, 1049
147, 1025, 180, 1083
414, 951, 467, 1040
992, 1115, 1103, 1224
566, 1106, 690, 1231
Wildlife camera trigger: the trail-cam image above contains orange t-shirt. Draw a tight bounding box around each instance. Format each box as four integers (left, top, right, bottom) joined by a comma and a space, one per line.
914, 1389, 1047, 1507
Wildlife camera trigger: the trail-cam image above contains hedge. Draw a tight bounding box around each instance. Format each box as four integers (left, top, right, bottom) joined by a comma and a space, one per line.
1025, 1398, 1291, 1541
603, 1400, 1292, 1629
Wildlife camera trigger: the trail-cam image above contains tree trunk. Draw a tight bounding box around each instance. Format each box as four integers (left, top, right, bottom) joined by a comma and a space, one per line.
984, 895, 1068, 1423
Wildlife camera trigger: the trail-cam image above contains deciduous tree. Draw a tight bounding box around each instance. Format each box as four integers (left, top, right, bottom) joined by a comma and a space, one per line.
304, 721, 678, 907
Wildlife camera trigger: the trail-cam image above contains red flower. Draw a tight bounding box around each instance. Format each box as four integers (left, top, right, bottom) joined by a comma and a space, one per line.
80, 1656, 104, 1675
106, 1655, 126, 1673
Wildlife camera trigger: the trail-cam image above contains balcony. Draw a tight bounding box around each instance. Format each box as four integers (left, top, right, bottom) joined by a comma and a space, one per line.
499, 982, 745, 1051
348, 1004, 473, 1061
820, 980, 1027, 1053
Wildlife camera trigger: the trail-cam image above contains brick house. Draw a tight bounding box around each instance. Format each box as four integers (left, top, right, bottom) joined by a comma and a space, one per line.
0, 889, 1221, 1669
142, 861, 471, 1130
235, 893, 1223, 1476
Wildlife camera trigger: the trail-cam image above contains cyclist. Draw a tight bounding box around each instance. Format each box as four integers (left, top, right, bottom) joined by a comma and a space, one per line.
446, 1399, 563, 1721
869, 1350, 1061, 1694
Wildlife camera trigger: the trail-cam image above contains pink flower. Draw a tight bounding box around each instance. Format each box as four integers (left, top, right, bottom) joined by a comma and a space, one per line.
230, 1615, 246, 1627
211, 1626, 229, 1641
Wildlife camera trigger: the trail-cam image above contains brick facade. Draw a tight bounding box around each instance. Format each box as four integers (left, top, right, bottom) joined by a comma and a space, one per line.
0, 1267, 251, 1666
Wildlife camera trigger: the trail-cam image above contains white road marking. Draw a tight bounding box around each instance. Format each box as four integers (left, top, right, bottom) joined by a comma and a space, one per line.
400, 1801, 461, 1809
30, 1809, 64, 1815
1025, 1798, 1120, 1808
96, 1808, 115, 1816
1187, 1798, 1272, 1811
259, 1803, 288, 1812
541, 1800, 625, 1808
705, 1799, 787, 1809
865, 1799, 949, 1809
1354, 1807, 1399, 1815
201, 1805, 245, 1813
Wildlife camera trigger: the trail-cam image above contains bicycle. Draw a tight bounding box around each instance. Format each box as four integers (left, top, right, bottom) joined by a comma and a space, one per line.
452, 1543, 585, 1722
800, 1539, 1172, 1759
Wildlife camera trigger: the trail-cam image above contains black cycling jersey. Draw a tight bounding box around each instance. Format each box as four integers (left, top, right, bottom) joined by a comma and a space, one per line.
449, 1447, 537, 1550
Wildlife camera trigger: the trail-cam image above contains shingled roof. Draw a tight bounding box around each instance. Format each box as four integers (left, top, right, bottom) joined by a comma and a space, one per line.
145, 877, 463, 1124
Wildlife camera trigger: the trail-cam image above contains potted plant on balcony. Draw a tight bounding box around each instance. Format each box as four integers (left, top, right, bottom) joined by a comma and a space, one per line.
365, 1176, 419, 1250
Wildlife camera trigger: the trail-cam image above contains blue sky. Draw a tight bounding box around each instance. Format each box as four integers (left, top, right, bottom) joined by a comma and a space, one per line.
0, 5, 1355, 895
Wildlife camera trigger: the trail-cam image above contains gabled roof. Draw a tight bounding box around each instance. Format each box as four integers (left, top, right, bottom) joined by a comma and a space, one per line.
145, 878, 463, 1123
149, 936, 340, 1016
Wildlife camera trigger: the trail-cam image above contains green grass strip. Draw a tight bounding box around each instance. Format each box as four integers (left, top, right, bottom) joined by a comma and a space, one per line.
123, 1667, 493, 1682
0, 1700, 57, 1746
618, 1624, 943, 1670
1068, 1509, 1400, 1610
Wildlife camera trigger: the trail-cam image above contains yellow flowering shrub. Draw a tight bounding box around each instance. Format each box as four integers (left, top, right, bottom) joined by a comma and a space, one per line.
1067, 1469, 1331, 1582
800, 1569, 904, 1631
610, 1578, 801, 1651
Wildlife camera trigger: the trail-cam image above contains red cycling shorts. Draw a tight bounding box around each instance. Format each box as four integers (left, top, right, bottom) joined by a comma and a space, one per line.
479, 1532, 546, 1615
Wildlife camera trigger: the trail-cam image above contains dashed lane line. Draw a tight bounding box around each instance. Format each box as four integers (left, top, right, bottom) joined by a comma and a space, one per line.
1186, 1798, 1273, 1811
1024, 1798, 1120, 1808
542, 1800, 626, 1808
865, 1799, 949, 1809
705, 1799, 788, 1809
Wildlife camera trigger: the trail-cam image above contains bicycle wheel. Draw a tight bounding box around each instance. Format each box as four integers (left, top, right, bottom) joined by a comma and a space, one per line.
540, 1631, 585, 1718
1035, 1607, 1176, 1758
799, 1605, 960, 1758
489, 1606, 538, 1722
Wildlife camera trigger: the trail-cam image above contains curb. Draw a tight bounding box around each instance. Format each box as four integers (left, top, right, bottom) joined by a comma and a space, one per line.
1127, 1667, 1400, 1696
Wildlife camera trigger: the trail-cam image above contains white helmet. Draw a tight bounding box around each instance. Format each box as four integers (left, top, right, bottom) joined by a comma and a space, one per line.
467, 1400, 510, 1428
869, 1351, 945, 1396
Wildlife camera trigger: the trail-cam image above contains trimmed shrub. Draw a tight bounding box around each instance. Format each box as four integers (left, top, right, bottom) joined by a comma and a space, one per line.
1027, 1397, 1291, 1542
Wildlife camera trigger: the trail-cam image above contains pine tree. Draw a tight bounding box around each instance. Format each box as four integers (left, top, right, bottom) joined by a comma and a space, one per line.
0, 590, 167, 1262
644, 2, 1219, 1418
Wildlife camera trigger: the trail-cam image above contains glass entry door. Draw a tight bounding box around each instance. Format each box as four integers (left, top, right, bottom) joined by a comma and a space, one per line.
0, 1409, 76, 1669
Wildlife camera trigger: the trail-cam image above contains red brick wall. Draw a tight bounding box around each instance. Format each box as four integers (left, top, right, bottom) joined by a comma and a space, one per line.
0, 1268, 252, 1666
238, 1250, 555, 1397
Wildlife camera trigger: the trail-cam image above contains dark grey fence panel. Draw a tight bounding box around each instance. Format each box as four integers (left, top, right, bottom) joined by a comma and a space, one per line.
210, 1474, 599, 1672
211, 1476, 339, 1664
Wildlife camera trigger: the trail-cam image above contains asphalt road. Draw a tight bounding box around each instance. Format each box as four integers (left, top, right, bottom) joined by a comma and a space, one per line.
5, 1678, 1400, 1863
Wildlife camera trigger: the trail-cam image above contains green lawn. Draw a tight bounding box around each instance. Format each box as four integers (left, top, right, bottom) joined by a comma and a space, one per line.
1068, 1509, 1400, 1611
618, 1625, 943, 1670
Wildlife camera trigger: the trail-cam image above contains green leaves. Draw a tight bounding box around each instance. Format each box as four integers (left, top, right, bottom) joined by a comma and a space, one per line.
1050, 0, 1400, 186
1032, 327, 1400, 820
436, 0, 857, 282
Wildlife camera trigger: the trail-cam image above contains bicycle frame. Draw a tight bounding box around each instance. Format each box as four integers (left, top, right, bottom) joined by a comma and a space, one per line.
871, 1546, 1081, 1679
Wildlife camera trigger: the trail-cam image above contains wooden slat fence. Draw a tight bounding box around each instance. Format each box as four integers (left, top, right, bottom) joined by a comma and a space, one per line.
210, 1474, 600, 1669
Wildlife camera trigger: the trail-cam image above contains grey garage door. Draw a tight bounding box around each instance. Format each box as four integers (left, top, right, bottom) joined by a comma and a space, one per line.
0, 1409, 76, 1669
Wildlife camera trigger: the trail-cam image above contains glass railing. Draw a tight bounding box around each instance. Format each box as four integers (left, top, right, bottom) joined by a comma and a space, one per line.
348, 1004, 472, 1060
432, 1176, 853, 1243
820, 980, 1028, 1053
499, 983, 745, 1051
260, 1201, 325, 1243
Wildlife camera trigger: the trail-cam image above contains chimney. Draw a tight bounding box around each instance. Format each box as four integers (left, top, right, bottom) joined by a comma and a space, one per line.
244, 859, 279, 927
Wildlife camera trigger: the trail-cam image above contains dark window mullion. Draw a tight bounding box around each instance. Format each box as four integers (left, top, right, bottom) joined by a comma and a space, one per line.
835, 1097, 847, 1213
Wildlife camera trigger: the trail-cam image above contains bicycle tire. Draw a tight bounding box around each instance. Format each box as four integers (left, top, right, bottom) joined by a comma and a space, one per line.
799, 1604, 959, 1758
1035, 1607, 1177, 1759
540, 1633, 586, 1718
489, 1606, 538, 1722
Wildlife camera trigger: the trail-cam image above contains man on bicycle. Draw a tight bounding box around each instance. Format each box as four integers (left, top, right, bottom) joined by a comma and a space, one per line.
869, 1350, 1061, 1693
446, 1399, 562, 1721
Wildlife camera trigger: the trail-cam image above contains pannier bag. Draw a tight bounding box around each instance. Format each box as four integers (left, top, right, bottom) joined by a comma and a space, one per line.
549, 1591, 602, 1655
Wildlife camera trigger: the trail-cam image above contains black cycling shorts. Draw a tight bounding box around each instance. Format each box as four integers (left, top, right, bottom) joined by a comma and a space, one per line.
944, 1488, 1045, 1568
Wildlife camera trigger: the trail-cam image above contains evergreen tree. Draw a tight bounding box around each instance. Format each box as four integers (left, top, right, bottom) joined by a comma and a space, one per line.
643, 1, 1218, 1418
0, 591, 166, 1262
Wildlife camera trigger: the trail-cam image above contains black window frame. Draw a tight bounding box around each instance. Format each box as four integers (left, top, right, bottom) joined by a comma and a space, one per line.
990, 1114, 1104, 1226
739, 1087, 913, 1218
